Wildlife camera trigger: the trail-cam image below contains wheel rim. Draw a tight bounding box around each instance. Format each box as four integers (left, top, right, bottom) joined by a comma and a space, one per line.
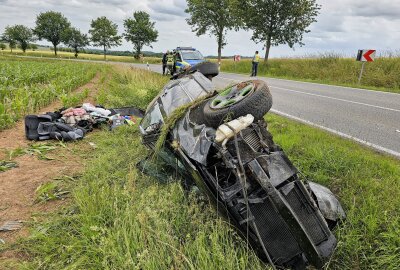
210, 83, 255, 109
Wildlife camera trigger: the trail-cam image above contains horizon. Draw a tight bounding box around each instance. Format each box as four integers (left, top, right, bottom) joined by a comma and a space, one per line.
1, 0, 399, 58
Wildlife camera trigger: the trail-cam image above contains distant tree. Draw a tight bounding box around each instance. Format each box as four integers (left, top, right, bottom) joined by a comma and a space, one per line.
1, 27, 17, 52
31, 44, 38, 51
234, 0, 320, 62
63, 27, 89, 58
34, 11, 71, 56
89, 16, 121, 60
0, 43, 6, 50
9, 42, 16, 52
123, 11, 158, 59
185, 0, 238, 63
4, 25, 35, 53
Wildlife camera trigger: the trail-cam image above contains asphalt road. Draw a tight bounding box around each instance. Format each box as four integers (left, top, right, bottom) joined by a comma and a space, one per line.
133, 63, 400, 158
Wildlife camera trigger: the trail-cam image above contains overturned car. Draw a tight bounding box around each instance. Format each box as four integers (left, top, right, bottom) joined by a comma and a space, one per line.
139, 62, 345, 269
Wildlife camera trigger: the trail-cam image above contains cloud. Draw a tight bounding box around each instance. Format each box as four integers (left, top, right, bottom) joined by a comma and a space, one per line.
0, 0, 399, 57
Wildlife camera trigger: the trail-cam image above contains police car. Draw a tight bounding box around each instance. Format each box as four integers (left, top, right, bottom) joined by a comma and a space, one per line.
174, 47, 205, 72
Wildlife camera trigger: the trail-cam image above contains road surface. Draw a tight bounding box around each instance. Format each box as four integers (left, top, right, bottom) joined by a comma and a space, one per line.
133, 63, 400, 158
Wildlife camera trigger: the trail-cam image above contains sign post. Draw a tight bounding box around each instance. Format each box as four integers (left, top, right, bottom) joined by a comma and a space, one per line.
356, 49, 376, 84
233, 55, 241, 72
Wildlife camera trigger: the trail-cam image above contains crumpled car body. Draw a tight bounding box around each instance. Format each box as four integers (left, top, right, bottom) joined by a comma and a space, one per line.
139, 70, 345, 269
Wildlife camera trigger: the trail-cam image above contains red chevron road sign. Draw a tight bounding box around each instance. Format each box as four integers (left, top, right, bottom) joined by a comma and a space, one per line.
357, 49, 376, 62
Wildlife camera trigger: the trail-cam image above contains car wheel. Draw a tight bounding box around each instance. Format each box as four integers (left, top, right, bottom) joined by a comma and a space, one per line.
203, 80, 272, 128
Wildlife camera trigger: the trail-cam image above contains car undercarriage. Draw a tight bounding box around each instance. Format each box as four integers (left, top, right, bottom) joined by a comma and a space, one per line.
139, 63, 345, 269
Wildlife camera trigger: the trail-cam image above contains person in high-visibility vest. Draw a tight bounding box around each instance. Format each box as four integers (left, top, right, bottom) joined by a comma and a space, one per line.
166, 51, 175, 75
162, 50, 168, 75
251, 51, 260, 77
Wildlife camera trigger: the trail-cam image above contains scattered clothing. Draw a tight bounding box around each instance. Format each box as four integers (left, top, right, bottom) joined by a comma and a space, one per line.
24, 104, 144, 142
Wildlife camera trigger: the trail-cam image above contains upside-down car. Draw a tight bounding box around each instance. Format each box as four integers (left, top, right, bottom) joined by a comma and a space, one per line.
139, 62, 345, 269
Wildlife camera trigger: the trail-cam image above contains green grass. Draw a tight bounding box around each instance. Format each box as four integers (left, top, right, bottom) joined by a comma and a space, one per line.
1, 66, 399, 269
266, 114, 400, 269
0, 56, 105, 129
0, 49, 162, 64
4, 49, 400, 93
218, 55, 400, 93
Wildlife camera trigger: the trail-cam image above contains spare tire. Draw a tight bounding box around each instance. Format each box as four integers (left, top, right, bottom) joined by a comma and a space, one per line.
203, 80, 272, 128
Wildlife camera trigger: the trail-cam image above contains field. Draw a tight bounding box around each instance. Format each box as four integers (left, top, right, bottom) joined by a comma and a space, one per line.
0, 49, 161, 64
0, 56, 102, 129
3, 49, 400, 93
0, 58, 399, 269
219, 55, 400, 93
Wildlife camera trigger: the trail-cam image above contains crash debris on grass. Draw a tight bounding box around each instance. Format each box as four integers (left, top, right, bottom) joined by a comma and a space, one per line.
24, 103, 144, 142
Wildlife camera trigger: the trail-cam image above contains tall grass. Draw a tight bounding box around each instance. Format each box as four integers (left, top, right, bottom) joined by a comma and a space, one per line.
12, 69, 265, 270
220, 54, 400, 93
0, 56, 102, 129
267, 114, 400, 269
3, 66, 399, 269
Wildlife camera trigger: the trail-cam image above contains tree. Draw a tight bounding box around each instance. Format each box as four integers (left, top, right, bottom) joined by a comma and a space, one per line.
185, 0, 238, 63
1, 27, 17, 52
89, 16, 121, 60
9, 42, 16, 52
31, 44, 38, 51
123, 11, 158, 59
34, 11, 71, 56
0, 43, 6, 50
235, 0, 320, 62
63, 27, 89, 58
3, 25, 35, 53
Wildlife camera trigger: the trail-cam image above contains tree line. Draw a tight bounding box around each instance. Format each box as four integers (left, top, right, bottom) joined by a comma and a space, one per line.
1, 0, 320, 63
1, 11, 158, 60
186, 0, 320, 62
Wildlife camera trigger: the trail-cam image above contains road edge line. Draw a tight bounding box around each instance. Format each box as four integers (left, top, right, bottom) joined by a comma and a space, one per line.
270, 109, 400, 159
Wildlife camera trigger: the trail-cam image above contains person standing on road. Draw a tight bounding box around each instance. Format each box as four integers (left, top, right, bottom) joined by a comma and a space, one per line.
251, 51, 260, 77
162, 50, 168, 75
166, 51, 175, 75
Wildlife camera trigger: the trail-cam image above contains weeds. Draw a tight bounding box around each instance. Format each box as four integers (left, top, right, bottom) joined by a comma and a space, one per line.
35, 181, 70, 203
4, 65, 399, 269
60, 88, 90, 107
7, 143, 57, 160
0, 160, 18, 172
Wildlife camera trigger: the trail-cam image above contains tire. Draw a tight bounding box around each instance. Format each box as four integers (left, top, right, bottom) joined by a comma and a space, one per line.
203, 80, 272, 128
187, 61, 219, 78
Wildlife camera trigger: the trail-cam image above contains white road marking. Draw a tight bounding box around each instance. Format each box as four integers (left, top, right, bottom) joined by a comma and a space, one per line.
217, 75, 400, 158
220, 71, 400, 96
272, 86, 400, 113
270, 109, 400, 158
217, 76, 400, 113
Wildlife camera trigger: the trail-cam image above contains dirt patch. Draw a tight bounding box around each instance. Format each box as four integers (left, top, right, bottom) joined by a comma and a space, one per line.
0, 73, 103, 251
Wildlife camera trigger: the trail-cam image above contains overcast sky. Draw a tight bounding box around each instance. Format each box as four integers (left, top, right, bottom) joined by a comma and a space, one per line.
0, 0, 399, 57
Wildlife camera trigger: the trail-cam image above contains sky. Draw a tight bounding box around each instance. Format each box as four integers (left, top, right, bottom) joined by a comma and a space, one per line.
0, 0, 399, 58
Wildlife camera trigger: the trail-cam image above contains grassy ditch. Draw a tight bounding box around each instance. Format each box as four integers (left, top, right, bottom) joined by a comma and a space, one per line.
219, 56, 400, 93
2, 66, 399, 269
